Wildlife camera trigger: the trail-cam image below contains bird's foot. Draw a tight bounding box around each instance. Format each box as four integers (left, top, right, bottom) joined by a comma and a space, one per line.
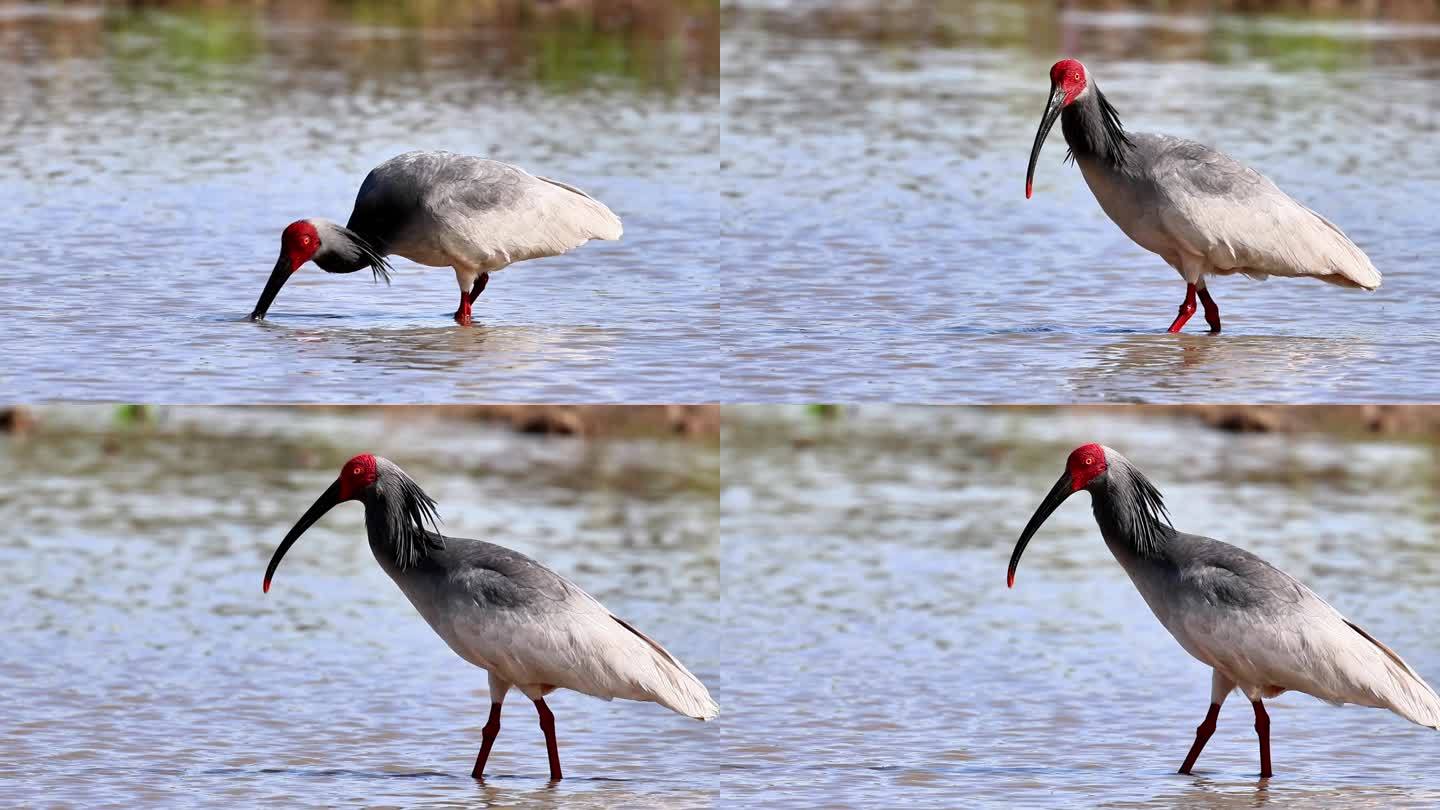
454, 292, 475, 326
1198, 287, 1221, 334
1168, 283, 1199, 332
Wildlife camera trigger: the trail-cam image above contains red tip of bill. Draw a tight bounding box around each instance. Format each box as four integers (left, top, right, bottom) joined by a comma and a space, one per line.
263, 578, 272, 594
1007, 570, 1015, 588
1025, 182, 1033, 200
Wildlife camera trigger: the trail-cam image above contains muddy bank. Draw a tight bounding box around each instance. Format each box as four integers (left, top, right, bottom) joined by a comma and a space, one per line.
0, 405, 718, 441
1098, 404, 1440, 438
418, 404, 719, 439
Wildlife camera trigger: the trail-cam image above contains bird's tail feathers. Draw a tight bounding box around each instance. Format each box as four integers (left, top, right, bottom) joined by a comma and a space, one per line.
1301, 205, 1381, 291
610, 615, 719, 721
538, 176, 623, 241
1347, 620, 1440, 729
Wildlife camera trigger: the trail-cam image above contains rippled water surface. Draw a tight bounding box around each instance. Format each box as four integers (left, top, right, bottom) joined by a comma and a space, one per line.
722, 406, 1440, 807
2, 3, 718, 402
0, 407, 719, 807
720, 1, 1440, 401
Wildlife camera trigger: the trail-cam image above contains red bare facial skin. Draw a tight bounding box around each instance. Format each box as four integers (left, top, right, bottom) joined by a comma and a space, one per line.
280, 220, 321, 272
338, 453, 379, 502
1065, 443, 1108, 491
1050, 59, 1088, 106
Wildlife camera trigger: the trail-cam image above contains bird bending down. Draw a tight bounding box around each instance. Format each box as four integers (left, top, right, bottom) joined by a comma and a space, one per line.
1025, 60, 1380, 334
262, 455, 717, 781
1008, 444, 1440, 777
249, 150, 623, 325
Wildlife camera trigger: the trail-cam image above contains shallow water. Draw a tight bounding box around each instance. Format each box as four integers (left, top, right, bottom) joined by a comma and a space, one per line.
720, 1, 1440, 402
2, 4, 718, 402
722, 405, 1440, 807
0, 407, 720, 807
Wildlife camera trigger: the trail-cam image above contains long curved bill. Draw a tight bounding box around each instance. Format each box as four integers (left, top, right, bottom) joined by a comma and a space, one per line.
1007, 471, 1074, 588
263, 479, 342, 593
1025, 84, 1067, 200
250, 253, 293, 321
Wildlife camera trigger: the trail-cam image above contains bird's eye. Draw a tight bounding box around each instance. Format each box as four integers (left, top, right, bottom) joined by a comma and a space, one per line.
352, 466, 361, 476
1083, 455, 1094, 466
302, 236, 311, 245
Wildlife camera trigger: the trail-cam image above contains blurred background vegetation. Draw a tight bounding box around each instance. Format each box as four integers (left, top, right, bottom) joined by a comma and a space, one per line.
723, 0, 1440, 67
0, 0, 718, 91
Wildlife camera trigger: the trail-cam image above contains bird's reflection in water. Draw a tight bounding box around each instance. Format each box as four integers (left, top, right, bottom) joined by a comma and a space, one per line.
255, 321, 621, 398
1070, 333, 1383, 401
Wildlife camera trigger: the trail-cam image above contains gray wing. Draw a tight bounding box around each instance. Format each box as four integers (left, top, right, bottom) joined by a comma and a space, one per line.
435, 535, 602, 617
1171, 533, 1308, 612
345, 150, 517, 254
1139, 133, 1380, 289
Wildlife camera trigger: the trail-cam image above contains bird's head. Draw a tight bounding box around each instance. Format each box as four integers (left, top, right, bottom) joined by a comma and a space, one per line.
1007, 443, 1113, 588
262, 454, 440, 593
1026, 58, 1091, 200
248, 219, 391, 321
249, 220, 323, 321
1049, 59, 1090, 108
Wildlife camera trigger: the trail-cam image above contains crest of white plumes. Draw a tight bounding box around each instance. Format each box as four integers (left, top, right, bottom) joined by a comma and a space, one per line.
371, 458, 444, 569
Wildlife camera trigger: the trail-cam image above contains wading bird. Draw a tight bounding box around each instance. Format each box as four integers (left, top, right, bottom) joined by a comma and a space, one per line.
262, 454, 716, 781
1025, 60, 1380, 333
1008, 444, 1440, 777
249, 151, 622, 325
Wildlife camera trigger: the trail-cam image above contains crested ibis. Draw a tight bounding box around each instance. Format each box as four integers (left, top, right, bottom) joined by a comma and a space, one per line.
249, 151, 623, 325
1025, 60, 1380, 333
1008, 444, 1440, 778
262, 454, 717, 781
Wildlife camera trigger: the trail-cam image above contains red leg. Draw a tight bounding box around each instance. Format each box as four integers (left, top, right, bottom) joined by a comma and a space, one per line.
467, 272, 490, 305
534, 698, 563, 781
1167, 283, 1198, 333
1253, 700, 1272, 778
1197, 286, 1221, 334
454, 291, 473, 326
470, 702, 503, 780
1178, 702, 1221, 775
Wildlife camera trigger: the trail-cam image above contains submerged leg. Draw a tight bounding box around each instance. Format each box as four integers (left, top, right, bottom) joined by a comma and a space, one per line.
1178, 703, 1221, 775
454, 290, 473, 326
468, 272, 490, 304
1197, 285, 1221, 334
1180, 671, 1234, 775
1252, 699, 1272, 778
1167, 283, 1199, 333
471, 702, 504, 779
534, 697, 563, 781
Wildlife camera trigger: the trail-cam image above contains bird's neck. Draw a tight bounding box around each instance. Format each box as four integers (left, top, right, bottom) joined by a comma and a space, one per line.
1061, 87, 1134, 169
315, 234, 377, 274
311, 220, 387, 275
